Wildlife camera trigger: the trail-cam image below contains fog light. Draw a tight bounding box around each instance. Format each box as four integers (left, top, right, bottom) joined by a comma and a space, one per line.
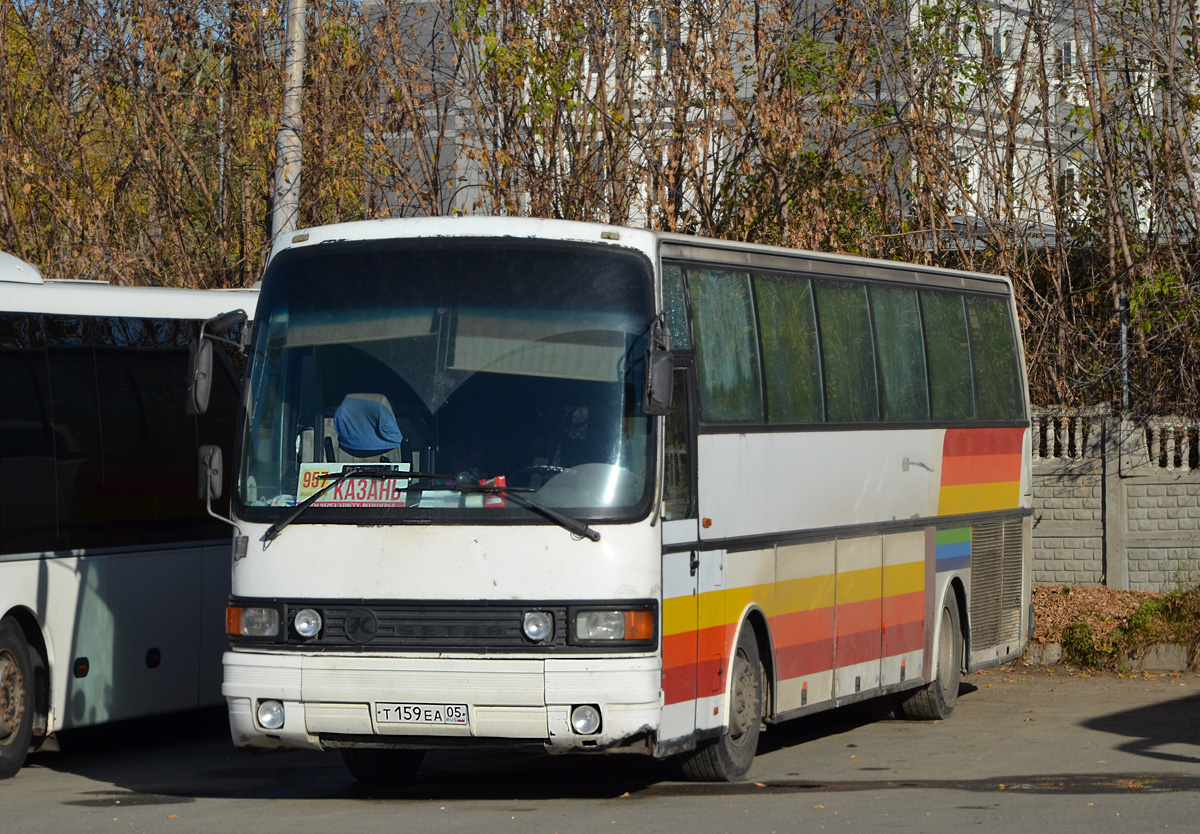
257, 699, 285, 730
294, 608, 322, 639
523, 611, 554, 642
570, 704, 601, 735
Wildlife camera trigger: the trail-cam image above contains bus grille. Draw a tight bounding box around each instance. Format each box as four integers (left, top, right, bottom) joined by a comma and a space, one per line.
968, 520, 1024, 650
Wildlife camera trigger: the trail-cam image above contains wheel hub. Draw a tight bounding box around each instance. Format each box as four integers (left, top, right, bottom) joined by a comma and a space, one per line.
0, 652, 23, 741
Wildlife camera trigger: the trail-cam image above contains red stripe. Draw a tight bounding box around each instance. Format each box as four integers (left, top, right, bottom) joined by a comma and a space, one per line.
943, 427, 1025, 457
662, 662, 697, 705
836, 628, 882, 666
883, 619, 925, 656
776, 637, 836, 679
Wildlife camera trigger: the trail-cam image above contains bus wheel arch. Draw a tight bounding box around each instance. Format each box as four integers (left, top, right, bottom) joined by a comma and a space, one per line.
899, 583, 964, 721
0, 614, 40, 778
680, 620, 764, 782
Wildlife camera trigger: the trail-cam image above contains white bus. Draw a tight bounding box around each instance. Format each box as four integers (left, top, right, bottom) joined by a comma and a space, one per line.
0, 252, 257, 777
218, 217, 1031, 783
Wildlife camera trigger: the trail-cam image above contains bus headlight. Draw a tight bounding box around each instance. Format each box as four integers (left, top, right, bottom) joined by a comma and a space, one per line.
257, 699, 285, 730
522, 611, 554, 642
294, 608, 322, 639
227, 606, 280, 638
573, 609, 654, 642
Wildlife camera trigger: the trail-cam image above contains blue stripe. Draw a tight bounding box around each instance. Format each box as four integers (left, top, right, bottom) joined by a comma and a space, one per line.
936, 554, 971, 573
936, 540, 971, 560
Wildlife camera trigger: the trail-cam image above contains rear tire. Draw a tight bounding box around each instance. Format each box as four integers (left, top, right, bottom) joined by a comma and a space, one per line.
900, 592, 962, 720
680, 626, 763, 782
0, 618, 34, 779
341, 748, 425, 787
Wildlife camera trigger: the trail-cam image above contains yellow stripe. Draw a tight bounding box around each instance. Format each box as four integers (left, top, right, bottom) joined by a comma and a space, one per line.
665, 564, 923, 637
882, 559, 925, 596
776, 574, 836, 612
836, 566, 882, 606
939, 481, 1020, 515
662, 596, 697, 636
698, 588, 728, 631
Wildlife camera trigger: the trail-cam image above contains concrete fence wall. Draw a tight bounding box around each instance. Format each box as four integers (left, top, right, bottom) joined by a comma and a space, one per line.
1032, 407, 1200, 591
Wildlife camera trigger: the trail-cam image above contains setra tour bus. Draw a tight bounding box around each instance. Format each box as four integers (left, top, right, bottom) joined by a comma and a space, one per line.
214, 217, 1031, 783
0, 251, 256, 778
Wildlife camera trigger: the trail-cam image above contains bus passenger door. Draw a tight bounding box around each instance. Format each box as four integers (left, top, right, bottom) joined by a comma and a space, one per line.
660, 364, 703, 746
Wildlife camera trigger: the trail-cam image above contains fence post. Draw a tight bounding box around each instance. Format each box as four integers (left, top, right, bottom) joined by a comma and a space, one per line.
1103, 409, 1128, 589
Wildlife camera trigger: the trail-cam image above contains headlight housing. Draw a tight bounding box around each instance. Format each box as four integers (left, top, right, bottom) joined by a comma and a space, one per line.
572, 608, 655, 645
226, 606, 281, 638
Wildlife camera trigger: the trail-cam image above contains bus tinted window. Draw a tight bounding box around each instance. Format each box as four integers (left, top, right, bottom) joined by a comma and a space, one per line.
920, 291, 975, 421
871, 286, 929, 421
688, 268, 764, 423
662, 264, 691, 350
967, 296, 1026, 420
755, 273, 823, 423
0, 313, 55, 554
815, 279, 878, 422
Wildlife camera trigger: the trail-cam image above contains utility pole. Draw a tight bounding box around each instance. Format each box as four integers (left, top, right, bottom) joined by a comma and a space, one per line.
272, 0, 306, 240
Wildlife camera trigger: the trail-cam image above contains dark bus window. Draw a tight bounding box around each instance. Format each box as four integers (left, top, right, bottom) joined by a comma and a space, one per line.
755, 273, 823, 423
0, 313, 56, 555
687, 268, 764, 424
92, 317, 207, 547
920, 291, 975, 421
871, 285, 929, 421
815, 279, 878, 422
967, 296, 1026, 420
45, 314, 103, 550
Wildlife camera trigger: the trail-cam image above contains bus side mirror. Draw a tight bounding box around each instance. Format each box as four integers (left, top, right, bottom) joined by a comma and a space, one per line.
186, 308, 250, 416
199, 444, 223, 501
643, 349, 673, 416
186, 338, 214, 416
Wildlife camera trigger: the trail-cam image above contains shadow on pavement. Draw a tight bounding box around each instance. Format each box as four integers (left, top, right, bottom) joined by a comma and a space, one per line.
1081, 689, 1200, 765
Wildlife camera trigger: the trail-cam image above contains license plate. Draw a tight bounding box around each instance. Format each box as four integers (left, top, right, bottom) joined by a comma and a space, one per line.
375, 703, 469, 725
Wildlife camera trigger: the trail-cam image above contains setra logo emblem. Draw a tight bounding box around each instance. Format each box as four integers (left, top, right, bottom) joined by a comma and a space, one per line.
343, 607, 378, 644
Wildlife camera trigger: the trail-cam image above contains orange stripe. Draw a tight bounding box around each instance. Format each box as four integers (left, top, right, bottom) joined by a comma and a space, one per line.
836, 597, 881, 636
881, 590, 925, 628
941, 452, 1022, 486
771, 607, 835, 648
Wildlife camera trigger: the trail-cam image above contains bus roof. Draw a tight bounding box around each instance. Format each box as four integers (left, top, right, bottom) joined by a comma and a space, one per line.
266, 216, 1013, 295
0, 251, 44, 284
1, 273, 258, 319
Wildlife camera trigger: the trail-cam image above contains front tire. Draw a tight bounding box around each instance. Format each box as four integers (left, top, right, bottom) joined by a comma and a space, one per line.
899, 592, 963, 720
341, 748, 425, 787
0, 618, 34, 779
680, 625, 763, 782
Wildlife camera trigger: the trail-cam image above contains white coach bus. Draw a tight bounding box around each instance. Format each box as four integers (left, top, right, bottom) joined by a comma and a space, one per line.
0, 252, 257, 777
214, 217, 1031, 783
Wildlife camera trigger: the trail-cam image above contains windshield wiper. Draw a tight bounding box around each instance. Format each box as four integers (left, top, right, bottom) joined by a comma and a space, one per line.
456, 481, 601, 542
261, 465, 411, 544
261, 468, 600, 544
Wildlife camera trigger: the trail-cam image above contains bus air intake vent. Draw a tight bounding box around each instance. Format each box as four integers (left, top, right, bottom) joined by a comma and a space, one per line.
968, 520, 1023, 650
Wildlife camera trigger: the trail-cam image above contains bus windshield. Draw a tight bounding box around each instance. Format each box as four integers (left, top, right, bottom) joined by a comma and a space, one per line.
236, 237, 656, 526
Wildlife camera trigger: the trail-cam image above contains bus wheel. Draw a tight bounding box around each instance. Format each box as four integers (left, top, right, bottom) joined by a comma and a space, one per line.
900, 593, 962, 720
341, 748, 425, 787
0, 618, 34, 779
680, 626, 763, 782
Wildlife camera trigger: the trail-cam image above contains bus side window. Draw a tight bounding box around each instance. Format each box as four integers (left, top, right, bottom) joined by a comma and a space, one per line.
662, 366, 695, 521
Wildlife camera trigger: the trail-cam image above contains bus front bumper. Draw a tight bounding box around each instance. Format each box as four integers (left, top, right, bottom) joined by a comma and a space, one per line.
222, 650, 662, 753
